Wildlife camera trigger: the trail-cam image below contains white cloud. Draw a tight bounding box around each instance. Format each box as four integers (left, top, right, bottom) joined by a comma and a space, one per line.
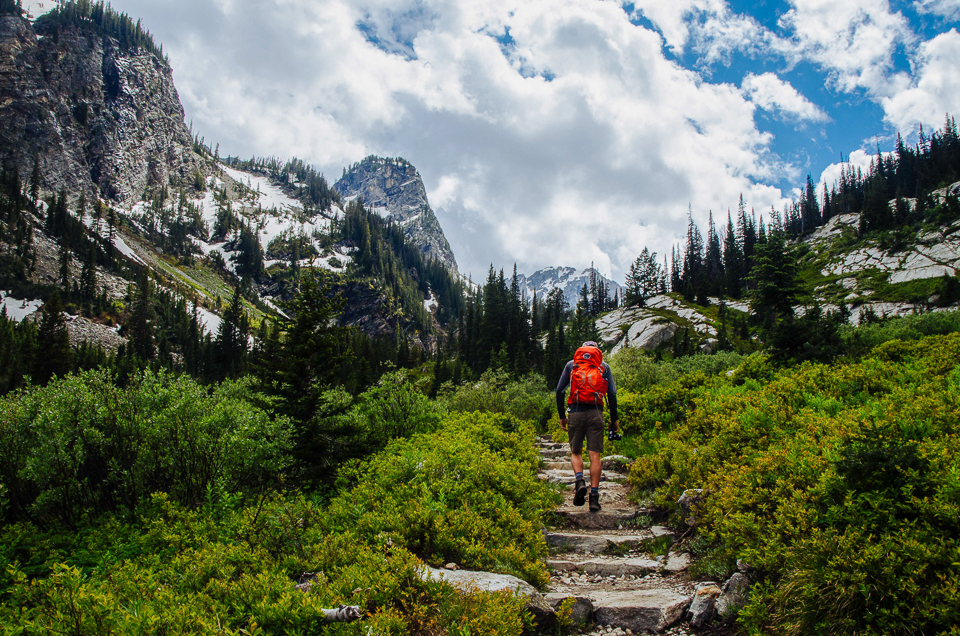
816, 148, 895, 195
778, 0, 914, 97
103, 0, 796, 281
742, 72, 829, 123
881, 29, 960, 133
629, 0, 793, 64
915, 0, 960, 19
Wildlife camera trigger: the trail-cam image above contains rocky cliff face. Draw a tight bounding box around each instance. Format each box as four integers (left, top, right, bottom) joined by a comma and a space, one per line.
334, 156, 458, 274
0, 15, 201, 203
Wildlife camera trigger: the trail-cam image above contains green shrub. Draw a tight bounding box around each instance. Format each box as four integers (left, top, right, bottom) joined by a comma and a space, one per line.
439, 369, 553, 428
0, 409, 555, 634
323, 412, 558, 586
629, 333, 960, 634
0, 493, 528, 635
840, 308, 960, 355
0, 370, 292, 527
348, 369, 442, 454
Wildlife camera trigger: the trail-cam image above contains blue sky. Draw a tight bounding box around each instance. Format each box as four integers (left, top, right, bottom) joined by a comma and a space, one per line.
24, 0, 960, 282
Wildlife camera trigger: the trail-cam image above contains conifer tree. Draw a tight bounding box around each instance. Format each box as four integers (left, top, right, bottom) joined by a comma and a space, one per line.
127, 269, 156, 360
34, 291, 71, 384
252, 269, 350, 424
747, 234, 800, 332
723, 211, 743, 298
214, 285, 249, 380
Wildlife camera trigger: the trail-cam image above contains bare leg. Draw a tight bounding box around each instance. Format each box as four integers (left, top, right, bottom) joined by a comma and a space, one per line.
571, 452, 584, 476
589, 450, 602, 487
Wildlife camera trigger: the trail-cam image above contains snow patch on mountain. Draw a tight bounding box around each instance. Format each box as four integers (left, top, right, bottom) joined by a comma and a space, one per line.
517, 266, 623, 307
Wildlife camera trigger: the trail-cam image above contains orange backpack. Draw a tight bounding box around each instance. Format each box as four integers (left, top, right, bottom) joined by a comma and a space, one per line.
568, 345, 608, 405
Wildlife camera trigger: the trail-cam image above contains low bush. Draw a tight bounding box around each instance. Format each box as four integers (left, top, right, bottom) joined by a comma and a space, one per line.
630, 333, 960, 635
0, 493, 528, 635
0, 369, 292, 527
324, 412, 558, 586
0, 388, 554, 634
439, 369, 553, 428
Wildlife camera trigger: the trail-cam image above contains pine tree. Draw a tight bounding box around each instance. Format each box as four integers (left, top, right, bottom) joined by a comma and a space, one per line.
252, 269, 350, 424
214, 285, 249, 380
747, 234, 800, 332
625, 248, 662, 306
33, 291, 71, 384
704, 211, 724, 296
723, 211, 743, 298
127, 269, 156, 360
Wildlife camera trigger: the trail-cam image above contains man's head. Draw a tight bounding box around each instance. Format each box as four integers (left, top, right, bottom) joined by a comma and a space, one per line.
582, 341, 599, 348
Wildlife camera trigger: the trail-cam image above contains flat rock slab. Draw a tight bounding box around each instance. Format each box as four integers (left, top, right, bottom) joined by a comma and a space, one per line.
579, 557, 662, 577
554, 508, 639, 530
546, 559, 580, 572
539, 469, 623, 484
420, 566, 555, 626
545, 532, 653, 553
540, 449, 571, 459
591, 589, 692, 633
663, 552, 690, 573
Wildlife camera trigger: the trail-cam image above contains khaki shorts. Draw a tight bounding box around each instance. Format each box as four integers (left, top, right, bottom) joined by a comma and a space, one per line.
567, 408, 604, 454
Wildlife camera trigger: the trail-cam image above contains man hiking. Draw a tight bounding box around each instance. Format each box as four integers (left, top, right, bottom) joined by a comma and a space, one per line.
556, 341, 620, 512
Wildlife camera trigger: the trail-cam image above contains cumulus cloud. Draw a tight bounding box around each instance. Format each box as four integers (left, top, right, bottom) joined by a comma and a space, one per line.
628, 0, 792, 64
915, 0, 960, 19
816, 148, 895, 195
742, 72, 829, 123
778, 0, 914, 97
103, 0, 793, 281
882, 29, 960, 133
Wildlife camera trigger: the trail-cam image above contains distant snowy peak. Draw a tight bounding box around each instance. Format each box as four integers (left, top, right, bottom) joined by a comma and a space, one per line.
518, 266, 623, 307
334, 156, 458, 274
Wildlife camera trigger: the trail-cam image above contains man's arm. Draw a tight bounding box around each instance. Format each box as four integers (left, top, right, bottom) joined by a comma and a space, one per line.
556, 361, 573, 426
604, 363, 619, 428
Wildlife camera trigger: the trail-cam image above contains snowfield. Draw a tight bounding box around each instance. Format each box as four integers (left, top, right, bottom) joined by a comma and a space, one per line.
1, 291, 42, 322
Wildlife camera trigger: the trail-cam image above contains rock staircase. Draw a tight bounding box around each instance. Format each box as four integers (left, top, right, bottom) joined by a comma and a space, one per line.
537, 435, 698, 635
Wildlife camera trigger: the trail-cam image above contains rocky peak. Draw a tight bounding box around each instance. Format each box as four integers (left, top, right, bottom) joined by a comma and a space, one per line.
0, 14, 202, 203
334, 155, 458, 275
518, 266, 623, 307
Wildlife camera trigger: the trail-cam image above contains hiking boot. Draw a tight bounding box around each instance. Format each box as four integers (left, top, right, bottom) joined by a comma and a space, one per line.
589, 491, 601, 512
573, 479, 587, 506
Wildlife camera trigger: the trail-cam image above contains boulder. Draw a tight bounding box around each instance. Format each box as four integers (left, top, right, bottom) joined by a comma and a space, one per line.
611, 317, 677, 355
544, 593, 593, 626
677, 489, 708, 526
600, 455, 633, 471
663, 552, 690, 573
716, 572, 751, 617
591, 589, 691, 632
689, 582, 721, 628
420, 566, 556, 626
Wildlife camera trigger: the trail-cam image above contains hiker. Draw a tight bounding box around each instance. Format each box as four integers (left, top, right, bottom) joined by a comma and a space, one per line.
557, 340, 619, 512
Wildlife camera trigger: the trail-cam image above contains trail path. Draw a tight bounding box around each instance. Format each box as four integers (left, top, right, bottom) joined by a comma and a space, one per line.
536, 435, 701, 635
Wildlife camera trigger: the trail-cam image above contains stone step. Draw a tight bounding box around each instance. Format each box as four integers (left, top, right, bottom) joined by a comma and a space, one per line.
543, 460, 632, 473
545, 531, 656, 554
547, 550, 691, 576
554, 508, 639, 529
538, 469, 626, 485
546, 570, 694, 634
537, 442, 569, 450
591, 589, 691, 633
540, 448, 571, 459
